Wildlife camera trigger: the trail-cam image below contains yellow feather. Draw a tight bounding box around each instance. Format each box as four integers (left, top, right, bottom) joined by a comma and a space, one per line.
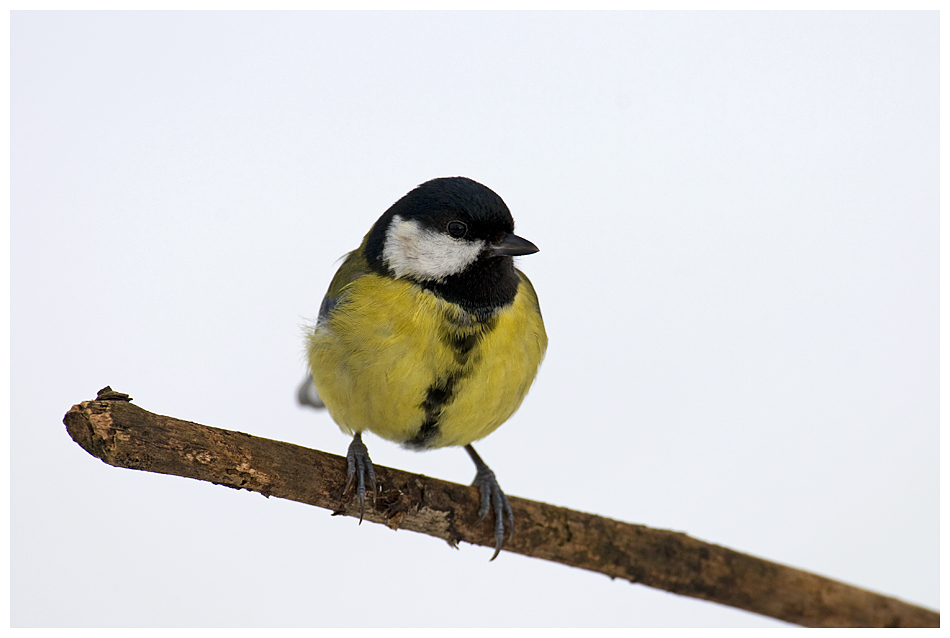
307, 270, 547, 448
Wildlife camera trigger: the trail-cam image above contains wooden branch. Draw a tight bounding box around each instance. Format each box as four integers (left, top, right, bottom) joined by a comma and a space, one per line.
63, 388, 938, 628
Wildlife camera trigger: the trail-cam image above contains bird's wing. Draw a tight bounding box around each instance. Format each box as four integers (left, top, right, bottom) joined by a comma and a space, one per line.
299, 249, 373, 410
318, 249, 371, 324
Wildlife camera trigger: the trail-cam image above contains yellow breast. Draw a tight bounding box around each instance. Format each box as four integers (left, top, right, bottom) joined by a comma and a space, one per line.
307, 271, 547, 449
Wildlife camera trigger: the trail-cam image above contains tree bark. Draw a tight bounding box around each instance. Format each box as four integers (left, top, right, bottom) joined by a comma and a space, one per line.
63, 389, 938, 628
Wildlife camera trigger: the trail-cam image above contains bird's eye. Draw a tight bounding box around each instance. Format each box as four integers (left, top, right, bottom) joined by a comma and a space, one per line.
447, 221, 467, 238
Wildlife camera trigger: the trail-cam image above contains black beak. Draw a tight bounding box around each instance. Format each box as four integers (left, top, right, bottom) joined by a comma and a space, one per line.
490, 233, 539, 257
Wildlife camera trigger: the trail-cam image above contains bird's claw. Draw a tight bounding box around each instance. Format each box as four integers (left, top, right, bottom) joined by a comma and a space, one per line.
472, 463, 514, 561
343, 433, 376, 523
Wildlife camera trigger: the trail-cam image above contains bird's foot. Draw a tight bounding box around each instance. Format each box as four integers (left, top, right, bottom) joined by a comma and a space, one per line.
466, 445, 514, 561
343, 432, 377, 523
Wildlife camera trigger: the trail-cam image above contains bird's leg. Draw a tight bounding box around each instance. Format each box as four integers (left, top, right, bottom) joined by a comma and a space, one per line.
465, 444, 514, 561
343, 432, 377, 523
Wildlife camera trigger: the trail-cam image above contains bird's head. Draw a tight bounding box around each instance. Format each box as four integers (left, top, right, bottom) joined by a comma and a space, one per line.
364, 176, 538, 285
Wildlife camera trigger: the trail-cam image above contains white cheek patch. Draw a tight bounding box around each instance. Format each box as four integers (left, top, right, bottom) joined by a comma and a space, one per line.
383, 215, 485, 282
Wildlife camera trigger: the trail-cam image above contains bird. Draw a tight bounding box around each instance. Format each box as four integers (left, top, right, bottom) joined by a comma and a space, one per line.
299, 176, 547, 560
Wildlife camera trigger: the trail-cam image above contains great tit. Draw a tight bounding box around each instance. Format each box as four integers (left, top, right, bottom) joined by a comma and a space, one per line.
299, 176, 547, 559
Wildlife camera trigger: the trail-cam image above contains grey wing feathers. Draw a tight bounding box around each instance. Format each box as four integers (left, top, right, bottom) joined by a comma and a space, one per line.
317, 293, 339, 325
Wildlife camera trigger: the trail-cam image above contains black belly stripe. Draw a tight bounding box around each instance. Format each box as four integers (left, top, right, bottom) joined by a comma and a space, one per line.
407, 373, 461, 448
446, 332, 479, 360
404, 309, 500, 449
440, 313, 498, 365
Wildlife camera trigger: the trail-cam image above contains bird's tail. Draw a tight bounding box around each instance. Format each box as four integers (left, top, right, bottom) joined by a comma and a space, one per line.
296, 373, 326, 409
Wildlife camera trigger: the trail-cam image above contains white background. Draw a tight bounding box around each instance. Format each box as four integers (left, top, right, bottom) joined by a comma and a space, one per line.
11, 11, 938, 627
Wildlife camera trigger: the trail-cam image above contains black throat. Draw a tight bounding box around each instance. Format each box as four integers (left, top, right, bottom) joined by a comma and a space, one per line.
422, 255, 521, 316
